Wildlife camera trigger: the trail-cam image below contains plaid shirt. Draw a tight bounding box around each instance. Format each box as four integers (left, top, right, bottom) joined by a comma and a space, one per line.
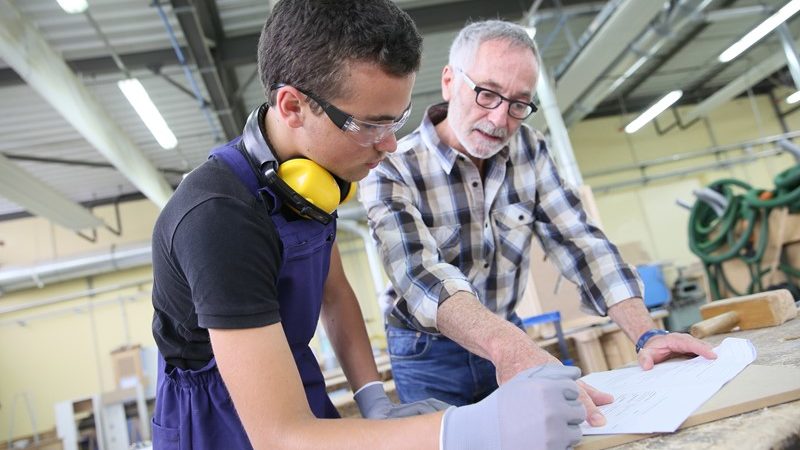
359, 103, 642, 334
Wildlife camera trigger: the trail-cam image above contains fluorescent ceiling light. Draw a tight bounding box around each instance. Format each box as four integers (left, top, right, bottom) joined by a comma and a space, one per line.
56, 0, 88, 14
624, 90, 683, 134
118, 78, 178, 149
719, 0, 800, 63
788, 90, 800, 104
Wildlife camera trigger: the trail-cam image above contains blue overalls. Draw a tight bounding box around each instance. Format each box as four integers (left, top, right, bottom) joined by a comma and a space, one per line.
151, 141, 339, 450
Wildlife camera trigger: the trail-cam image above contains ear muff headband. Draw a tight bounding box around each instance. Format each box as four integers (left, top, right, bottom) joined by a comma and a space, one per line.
240, 103, 357, 224
338, 178, 357, 204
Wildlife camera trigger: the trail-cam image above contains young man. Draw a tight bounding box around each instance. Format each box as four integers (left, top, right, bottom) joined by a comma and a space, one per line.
360, 19, 717, 427
151, 3, 585, 449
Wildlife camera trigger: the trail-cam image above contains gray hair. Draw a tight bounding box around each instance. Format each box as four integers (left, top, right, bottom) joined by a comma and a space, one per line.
448, 20, 538, 70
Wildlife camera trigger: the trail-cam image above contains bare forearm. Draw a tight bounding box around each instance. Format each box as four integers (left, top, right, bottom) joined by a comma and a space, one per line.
437, 292, 558, 383
212, 325, 441, 450
607, 297, 657, 343
322, 290, 380, 390
276, 413, 443, 450
321, 243, 380, 391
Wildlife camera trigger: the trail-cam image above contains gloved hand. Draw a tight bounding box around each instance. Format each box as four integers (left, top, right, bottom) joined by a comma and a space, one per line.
441, 364, 586, 450
354, 381, 451, 419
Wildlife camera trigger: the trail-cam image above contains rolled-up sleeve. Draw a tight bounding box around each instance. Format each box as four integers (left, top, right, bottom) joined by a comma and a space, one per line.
526, 131, 643, 315
359, 160, 476, 331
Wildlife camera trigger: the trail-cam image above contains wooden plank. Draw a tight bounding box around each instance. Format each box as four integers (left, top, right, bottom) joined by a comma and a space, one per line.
699, 289, 797, 329
577, 364, 800, 450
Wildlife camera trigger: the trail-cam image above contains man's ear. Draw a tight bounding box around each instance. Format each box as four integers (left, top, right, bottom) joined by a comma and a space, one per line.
273, 86, 305, 128
441, 65, 455, 102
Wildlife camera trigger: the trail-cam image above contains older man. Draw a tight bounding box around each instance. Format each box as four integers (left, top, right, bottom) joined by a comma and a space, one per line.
360, 19, 716, 427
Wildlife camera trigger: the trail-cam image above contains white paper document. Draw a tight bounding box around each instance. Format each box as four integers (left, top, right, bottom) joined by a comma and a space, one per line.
579, 337, 757, 435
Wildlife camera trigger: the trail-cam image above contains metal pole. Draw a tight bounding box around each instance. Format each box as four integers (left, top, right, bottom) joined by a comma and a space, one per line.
536, 59, 583, 186
778, 24, 800, 90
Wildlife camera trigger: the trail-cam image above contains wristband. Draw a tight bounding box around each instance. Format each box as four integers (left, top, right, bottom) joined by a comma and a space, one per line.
635, 329, 668, 353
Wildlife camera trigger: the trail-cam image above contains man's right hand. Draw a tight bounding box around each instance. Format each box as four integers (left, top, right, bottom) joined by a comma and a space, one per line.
441, 365, 586, 450
495, 346, 613, 427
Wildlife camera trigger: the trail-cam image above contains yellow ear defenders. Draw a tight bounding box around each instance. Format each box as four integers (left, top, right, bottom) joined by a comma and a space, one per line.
264, 158, 356, 224
241, 103, 355, 225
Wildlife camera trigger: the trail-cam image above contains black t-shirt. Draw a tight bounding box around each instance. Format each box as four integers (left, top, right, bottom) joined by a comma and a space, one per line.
151, 154, 283, 370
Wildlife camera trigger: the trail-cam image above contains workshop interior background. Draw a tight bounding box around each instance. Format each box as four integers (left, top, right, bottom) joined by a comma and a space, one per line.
1, 0, 799, 447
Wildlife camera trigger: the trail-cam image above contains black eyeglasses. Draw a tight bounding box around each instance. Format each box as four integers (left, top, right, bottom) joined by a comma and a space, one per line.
271, 83, 411, 147
457, 70, 537, 120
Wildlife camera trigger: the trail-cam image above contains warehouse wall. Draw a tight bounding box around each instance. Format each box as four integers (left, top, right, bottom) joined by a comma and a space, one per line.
569, 92, 799, 267
0, 199, 160, 266
0, 200, 385, 439
0, 266, 154, 441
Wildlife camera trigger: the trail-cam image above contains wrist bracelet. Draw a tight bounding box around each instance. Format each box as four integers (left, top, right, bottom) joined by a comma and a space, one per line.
635, 329, 669, 353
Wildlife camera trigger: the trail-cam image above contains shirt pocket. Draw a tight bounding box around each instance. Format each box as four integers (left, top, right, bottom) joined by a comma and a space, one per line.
491, 201, 535, 270
430, 224, 461, 266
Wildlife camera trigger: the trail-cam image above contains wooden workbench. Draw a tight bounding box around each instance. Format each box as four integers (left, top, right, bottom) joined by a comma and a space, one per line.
609, 316, 800, 450
334, 315, 800, 450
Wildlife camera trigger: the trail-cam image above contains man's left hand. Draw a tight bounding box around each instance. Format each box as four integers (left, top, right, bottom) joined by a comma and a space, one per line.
637, 332, 717, 370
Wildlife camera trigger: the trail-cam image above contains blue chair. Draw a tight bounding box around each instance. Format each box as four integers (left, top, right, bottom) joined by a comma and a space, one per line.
521, 311, 574, 366
637, 264, 671, 309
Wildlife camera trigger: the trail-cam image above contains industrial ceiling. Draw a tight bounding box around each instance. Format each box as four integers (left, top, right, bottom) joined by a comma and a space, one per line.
0, 0, 798, 231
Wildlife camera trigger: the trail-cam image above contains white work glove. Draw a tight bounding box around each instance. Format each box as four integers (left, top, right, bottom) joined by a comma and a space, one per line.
354, 381, 451, 419
441, 365, 585, 450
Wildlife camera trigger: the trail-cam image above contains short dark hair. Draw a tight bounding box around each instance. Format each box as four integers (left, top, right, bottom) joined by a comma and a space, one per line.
258, 0, 422, 105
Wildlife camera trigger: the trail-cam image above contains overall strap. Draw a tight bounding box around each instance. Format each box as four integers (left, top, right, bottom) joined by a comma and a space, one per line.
210, 142, 262, 198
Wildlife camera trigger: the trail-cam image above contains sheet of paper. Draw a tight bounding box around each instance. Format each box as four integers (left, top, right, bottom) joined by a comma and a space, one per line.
579, 337, 757, 434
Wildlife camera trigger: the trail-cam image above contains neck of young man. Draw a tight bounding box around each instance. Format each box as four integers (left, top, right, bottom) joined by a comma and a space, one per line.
263, 108, 302, 164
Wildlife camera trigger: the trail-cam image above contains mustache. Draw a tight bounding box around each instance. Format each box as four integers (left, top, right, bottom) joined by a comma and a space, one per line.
473, 122, 508, 139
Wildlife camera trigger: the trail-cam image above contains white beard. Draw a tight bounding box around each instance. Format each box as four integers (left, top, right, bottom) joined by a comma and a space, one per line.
449, 118, 510, 160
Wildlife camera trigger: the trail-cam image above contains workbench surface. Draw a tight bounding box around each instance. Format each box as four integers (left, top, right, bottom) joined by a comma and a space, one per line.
612, 315, 800, 450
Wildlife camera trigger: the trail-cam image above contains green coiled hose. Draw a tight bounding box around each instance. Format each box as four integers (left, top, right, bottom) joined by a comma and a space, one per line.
688, 164, 800, 300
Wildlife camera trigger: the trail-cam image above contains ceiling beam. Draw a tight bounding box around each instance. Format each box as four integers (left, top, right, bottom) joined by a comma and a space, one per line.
3, 153, 187, 176
586, 80, 775, 120
554, 0, 665, 112
170, 0, 246, 140
0, 1, 173, 215
0, 47, 187, 87
530, 0, 666, 130
617, 0, 739, 101
0, 152, 102, 231
681, 37, 800, 124
404, 0, 534, 33
0, 191, 152, 223
0, 0, 539, 89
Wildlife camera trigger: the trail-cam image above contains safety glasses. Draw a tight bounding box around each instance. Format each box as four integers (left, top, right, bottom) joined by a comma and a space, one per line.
272, 83, 411, 147
458, 70, 537, 120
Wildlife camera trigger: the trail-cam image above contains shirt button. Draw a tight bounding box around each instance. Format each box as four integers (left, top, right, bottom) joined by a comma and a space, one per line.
483, 262, 489, 268
518, 215, 524, 221
484, 223, 489, 228
472, 181, 479, 188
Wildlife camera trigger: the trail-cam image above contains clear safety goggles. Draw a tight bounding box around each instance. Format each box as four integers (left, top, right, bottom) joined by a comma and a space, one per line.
272, 83, 411, 147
